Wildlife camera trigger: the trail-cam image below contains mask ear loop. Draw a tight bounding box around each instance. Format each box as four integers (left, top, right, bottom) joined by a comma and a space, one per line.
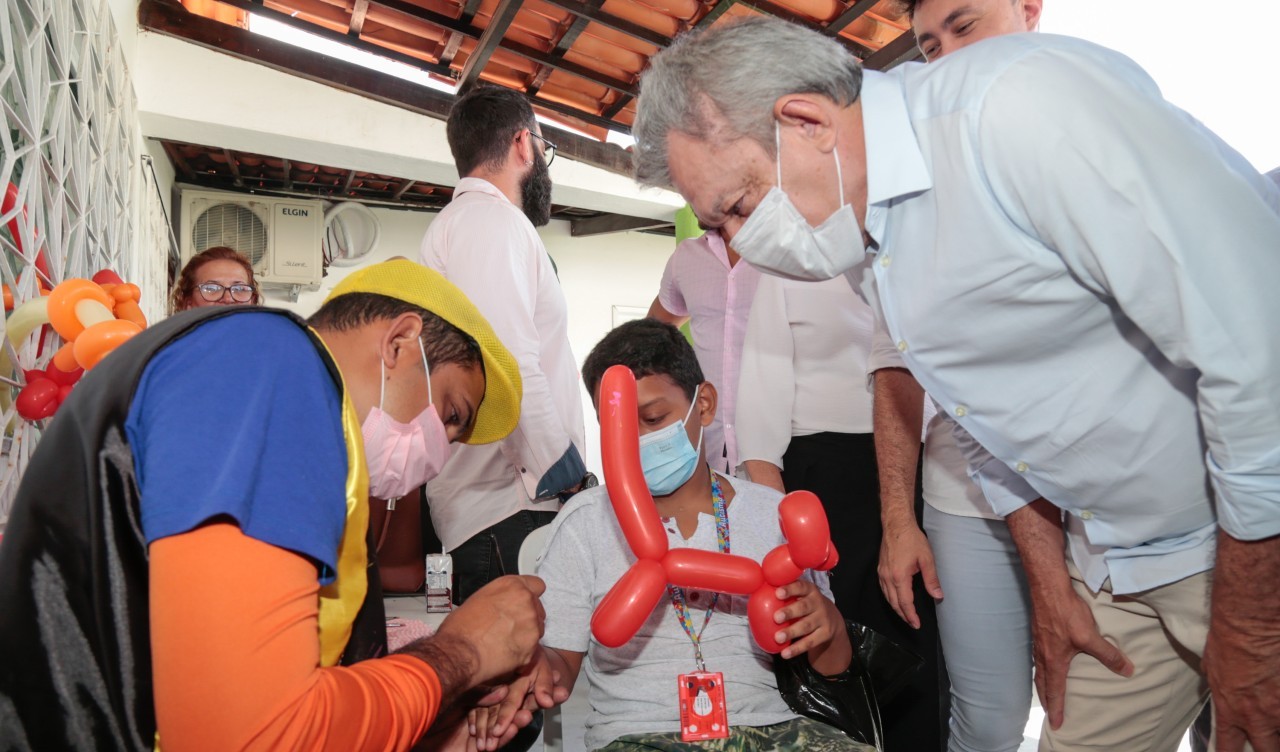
683, 384, 706, 455
378, 358, 387, 410
418, 338, 434, 407
774, 121, 784, 190
833, 137, 846, 208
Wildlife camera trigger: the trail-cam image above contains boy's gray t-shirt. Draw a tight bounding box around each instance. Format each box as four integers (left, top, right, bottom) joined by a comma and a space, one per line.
537, 475, 833, 750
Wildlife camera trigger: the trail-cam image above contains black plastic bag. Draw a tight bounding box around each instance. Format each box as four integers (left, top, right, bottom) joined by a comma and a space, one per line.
773, 620, 923, 749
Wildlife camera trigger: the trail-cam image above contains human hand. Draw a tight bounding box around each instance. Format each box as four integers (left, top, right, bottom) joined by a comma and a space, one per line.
472, 647, 569, 750
771, 580, 852, 673
1203, 604, 1280, 751
1030, 583, 1133, 729
877, 522, 943, 629
434, 575, 547, 691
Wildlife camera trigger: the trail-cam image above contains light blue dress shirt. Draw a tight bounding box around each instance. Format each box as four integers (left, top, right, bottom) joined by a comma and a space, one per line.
846, 34, 1280, 595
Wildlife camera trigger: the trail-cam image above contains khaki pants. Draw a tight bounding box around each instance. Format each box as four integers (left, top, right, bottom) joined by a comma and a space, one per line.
1039, 561, 1212, 752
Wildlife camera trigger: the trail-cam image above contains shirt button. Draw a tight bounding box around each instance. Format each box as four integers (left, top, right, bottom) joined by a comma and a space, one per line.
880, 255, 891, 268
897, 340, 908, 352
1081, 510, 1094, 520
1015, 462, 1029, 473
954, 405, 968, 417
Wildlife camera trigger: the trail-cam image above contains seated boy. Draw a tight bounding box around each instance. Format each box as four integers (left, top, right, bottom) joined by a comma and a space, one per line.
470, 319, 873, 751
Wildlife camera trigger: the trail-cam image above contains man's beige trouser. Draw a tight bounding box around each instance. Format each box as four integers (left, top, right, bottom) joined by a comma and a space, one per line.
1039, 560, 1230, 752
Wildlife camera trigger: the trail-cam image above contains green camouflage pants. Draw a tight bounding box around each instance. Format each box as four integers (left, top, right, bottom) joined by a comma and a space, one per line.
596, 716, 877, 752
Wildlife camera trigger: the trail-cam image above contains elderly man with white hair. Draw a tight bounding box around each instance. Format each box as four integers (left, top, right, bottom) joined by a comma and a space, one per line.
633, 17, 1280, 752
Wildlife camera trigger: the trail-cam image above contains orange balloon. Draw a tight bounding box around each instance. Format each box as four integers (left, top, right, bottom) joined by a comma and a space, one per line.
590, 559, 667, 648
52, 342, 80, 373
110, 283, 141, 303
114, 300, 147, 328
73, 320, 142, 370
3, 284, 12, 311
47, 279, 114, 340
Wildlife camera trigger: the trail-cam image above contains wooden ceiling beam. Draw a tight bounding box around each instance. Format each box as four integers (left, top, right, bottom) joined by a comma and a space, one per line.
342, 169, 359, 193
535, 0, 670, 48
392, 179, 417, 199
601, 94, 630, 119
438, 32, 464, 68
280, 157, 294, 191
349, 0, 371, 37
223, 148, 245, 187
571, 213, 672, 237
863, 28, 921, 70
825, 0, 877, 35
458, 0, 524, 90
694, 0, 737, 28
736, 0, 872, 57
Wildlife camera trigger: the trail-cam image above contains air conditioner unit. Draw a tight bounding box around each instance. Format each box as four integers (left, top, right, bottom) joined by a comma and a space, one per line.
177, 186, 324, 290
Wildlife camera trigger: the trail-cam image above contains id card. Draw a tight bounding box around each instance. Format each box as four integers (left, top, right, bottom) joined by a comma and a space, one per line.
678, 671, 729, 741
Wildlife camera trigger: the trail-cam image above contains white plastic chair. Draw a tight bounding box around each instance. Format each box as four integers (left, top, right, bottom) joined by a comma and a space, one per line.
517, 524, 561, 752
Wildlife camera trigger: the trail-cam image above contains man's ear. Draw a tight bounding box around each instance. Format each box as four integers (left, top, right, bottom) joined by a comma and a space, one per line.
774, 94, 840, 154
512, 127, 535, 168
379, 312, 425, 370
695, 381, 719, 428
1023, 0, 1043, 30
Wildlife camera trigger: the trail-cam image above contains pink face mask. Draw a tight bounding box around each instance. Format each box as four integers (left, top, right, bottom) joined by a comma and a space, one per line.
361, 339, 452, 499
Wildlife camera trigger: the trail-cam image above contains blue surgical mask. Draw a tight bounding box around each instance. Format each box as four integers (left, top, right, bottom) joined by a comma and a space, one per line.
638, 386, 704, 497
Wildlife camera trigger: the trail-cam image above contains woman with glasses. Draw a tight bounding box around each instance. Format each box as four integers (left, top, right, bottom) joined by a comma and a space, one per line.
169, 246, 261, 313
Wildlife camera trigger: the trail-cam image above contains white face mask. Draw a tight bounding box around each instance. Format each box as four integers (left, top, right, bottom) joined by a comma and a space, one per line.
730, 122, 865, 281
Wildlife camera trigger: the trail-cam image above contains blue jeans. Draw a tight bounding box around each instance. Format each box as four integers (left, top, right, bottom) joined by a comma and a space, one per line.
924, 505, 1033, 752
450, 509, 558, 605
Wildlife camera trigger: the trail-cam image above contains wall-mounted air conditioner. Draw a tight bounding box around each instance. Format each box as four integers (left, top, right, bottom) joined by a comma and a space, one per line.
177, 186, 323, 290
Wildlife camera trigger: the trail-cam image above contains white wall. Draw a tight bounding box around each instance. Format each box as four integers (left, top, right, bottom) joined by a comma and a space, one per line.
267, 206, 673, 475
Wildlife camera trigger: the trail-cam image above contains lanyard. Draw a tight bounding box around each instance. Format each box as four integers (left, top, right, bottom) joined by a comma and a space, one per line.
668, 469, 729, 672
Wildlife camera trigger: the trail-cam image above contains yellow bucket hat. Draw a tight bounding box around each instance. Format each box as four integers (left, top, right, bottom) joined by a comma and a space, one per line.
326, 259, 521, 445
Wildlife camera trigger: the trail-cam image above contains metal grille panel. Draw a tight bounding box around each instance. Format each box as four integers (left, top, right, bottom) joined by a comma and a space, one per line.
0, 0, 164, 522
192, 202, 269, 267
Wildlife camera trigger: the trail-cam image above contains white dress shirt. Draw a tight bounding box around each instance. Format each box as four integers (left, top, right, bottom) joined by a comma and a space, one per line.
843, 34, 1280, 594
420, 178, 587, 551
658, 231, 762, 473
736, 274, 876, 469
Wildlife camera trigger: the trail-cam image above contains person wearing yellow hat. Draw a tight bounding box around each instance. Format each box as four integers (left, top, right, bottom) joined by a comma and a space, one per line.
0, 259, 562, 750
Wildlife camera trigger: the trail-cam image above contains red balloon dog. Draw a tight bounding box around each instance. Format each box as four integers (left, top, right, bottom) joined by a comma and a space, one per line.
589, 365, 838, 653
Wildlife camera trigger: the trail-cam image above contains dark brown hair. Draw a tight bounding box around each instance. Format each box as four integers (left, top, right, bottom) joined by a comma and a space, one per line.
170, 246, 260, 313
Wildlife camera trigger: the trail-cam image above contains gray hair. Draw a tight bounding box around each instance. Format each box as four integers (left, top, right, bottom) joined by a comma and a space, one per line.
633, 16, 864, 189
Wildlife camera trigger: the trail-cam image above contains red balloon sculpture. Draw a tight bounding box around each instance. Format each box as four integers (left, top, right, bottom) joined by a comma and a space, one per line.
590, 365, 838, 654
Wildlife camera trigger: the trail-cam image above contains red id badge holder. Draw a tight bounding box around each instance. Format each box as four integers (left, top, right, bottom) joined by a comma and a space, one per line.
678, 671, 729, 741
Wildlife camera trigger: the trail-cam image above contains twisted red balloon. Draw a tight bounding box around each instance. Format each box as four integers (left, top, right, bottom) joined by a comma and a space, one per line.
590, 365, 838, 653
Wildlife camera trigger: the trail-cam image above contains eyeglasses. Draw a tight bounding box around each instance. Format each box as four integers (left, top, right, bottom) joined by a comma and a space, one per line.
197, 282, 256, 303
528, 131, 557, 167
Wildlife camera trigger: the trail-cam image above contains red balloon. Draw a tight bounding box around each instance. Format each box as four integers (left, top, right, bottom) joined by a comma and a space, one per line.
22, 368, 46, 383
748, 584, 795, 654
663, 548, 764, 596
599, 365, 668, 562
91, 269, 125, 286
780, 491, 831, 570
45, 363, 83, 386
16, 379, 60, 420
57, 384, 73, 403
761, 545, 804, 588
591, 559, 668, 648
818, 542, 839, 571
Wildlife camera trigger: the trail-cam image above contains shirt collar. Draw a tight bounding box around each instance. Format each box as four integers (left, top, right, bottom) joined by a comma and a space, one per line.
455, 177, 514, 205
860, 70, 932, 246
